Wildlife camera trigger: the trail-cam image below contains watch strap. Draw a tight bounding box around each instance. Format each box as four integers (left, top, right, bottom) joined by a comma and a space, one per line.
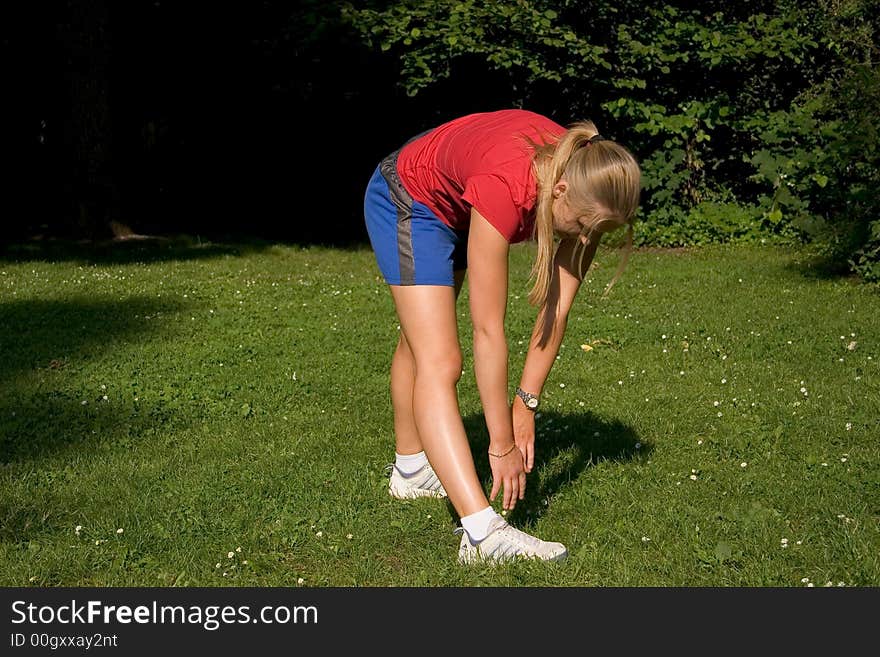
516, 387, 540, 411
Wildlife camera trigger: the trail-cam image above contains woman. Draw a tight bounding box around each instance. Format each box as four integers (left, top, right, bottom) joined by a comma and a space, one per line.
364, 109, 641, 564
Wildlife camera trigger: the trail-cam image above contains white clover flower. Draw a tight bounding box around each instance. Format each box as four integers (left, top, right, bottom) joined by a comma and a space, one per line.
116, 528, 123, 534
841, 457, 847, 463
689, 474, 697, 481
559, 383, 565, 388
714, 401, 720, 407
781, 538, 788, 545
346, 534, 353, 540
297, 578, 305, 585
721, 378, 727, 384
215, 563, 221, 569
227, 551, 234, 559
807, 583, 814, 587
796, 540, 802, 545
315, 531, 323, 538
697, 439, 703, 445
801, 577, 810, 583
641, 536, 651, 542
845, 423, 852, 431
236, 547, 241, 552
75, 525, 82, 534
741, 462, 748, 468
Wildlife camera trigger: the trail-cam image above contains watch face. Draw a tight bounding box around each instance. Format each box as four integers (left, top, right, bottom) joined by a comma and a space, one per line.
527, 397, 538, 409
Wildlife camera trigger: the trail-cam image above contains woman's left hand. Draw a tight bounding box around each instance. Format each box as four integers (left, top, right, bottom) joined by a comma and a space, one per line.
512, 400, 536, 473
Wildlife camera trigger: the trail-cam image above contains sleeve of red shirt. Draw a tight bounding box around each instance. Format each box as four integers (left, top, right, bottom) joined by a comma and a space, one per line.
461, 174, 520, 242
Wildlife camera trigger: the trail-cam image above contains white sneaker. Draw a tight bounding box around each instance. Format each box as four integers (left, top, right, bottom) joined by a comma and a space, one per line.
456, 516, 567, 564
387, 462, 448, 499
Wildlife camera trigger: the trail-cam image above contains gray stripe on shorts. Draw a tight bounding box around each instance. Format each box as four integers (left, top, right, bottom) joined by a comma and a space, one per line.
379, 149, 415, 285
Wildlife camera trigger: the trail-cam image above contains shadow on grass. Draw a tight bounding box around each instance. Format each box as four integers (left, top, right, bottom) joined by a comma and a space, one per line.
777, 246, 874, 286
0, 392, 181, 542
447, 411, 649, 528
0, 296, 190, 464
0, 235, 372, 266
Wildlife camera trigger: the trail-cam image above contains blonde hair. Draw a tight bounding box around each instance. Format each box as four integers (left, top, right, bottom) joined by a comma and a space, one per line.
528, 121, 641, 306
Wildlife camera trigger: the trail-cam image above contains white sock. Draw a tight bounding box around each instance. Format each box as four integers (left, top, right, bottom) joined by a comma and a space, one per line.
461, 506, 502, 543
394, 450, 429, 475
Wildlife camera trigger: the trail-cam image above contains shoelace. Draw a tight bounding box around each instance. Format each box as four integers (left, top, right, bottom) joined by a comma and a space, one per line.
496, 525, 547, 551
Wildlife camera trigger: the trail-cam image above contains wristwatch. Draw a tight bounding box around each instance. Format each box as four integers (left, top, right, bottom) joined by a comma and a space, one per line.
516, 387, 540, 411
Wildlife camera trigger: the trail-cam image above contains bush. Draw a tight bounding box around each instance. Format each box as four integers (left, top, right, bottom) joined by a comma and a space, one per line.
633, 201, 790, 248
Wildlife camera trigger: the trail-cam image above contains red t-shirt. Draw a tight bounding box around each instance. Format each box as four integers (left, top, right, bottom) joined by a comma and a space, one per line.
396, 110, 566, 244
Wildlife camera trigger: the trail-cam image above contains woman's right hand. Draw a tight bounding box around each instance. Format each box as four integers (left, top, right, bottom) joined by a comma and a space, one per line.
488, 444, 527, 511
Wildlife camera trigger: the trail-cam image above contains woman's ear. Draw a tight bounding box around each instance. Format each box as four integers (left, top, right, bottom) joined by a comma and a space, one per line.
552, 180, 568, 199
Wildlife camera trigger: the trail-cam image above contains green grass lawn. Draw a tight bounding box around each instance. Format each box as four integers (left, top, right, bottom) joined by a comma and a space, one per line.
1, 238, 877, 586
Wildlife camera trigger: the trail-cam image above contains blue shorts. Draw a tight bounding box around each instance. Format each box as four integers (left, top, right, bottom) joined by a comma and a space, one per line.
364, 149, 468, 286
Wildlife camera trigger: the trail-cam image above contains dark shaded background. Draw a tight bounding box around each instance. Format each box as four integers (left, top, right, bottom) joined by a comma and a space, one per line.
7, 1, 563, 246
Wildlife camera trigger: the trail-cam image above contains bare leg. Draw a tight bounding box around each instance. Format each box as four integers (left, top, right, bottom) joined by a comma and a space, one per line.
389, 278, 488, 518
390, 270, 466, 455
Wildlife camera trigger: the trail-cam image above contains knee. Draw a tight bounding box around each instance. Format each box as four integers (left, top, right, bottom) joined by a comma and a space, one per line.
414, 351, 463, 385
396, 332, 412, 357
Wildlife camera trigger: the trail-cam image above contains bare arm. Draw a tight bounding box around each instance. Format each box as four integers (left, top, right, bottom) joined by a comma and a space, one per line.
467, 208, 513, 451
467, 208, 527, 509
514, 236, 601, 470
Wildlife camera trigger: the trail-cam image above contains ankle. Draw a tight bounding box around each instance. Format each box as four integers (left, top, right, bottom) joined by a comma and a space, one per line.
460, 506, 502, 543
394, 450, 428, 475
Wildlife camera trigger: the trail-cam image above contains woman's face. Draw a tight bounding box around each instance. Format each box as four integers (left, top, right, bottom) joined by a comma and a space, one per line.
551, 179, 622, 242
551, 180, 592, 243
